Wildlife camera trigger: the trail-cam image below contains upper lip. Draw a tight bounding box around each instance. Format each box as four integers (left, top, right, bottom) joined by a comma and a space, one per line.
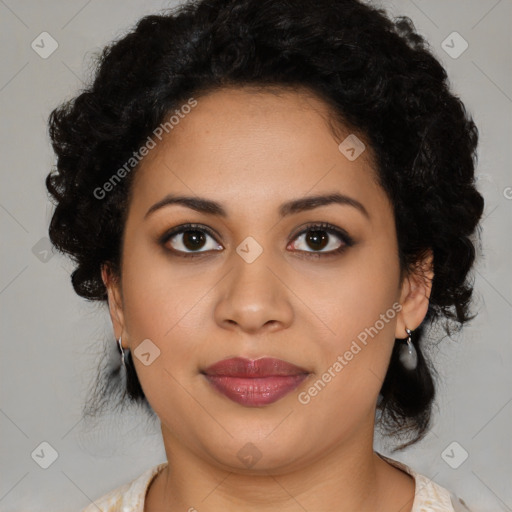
202, 357, 309, 377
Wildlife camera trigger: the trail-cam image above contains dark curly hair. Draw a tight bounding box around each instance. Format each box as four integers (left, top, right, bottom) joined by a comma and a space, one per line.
45, 0, 484, 450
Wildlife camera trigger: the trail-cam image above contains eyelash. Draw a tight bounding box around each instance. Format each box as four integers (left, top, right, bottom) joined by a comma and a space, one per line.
159, 222, 355, 259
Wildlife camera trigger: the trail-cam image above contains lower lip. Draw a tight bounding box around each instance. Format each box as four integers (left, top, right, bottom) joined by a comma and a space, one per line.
203, 374, 309, 407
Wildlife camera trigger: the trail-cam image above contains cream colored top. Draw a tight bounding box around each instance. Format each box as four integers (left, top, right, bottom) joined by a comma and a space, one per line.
80, 454, 473, 512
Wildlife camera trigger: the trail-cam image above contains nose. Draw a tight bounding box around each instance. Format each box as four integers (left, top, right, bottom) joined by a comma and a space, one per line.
213, 248, 294, 335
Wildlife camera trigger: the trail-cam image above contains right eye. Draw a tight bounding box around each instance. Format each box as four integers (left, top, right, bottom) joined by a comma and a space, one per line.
160, 223, 223, 258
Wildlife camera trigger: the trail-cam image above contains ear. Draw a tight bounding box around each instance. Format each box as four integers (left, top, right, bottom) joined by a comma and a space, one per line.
395, 248, 434, 339
101, 263, 126, 348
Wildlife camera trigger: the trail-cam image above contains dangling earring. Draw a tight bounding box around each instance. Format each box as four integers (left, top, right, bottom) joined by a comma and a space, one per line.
117, 336, 126, 368
399, 327, 418, 370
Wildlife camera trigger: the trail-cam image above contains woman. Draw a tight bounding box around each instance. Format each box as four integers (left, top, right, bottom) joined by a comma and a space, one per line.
45, 0, 484, 510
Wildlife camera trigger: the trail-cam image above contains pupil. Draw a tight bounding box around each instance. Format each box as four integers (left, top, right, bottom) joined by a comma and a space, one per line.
183, 230, 206, 250
307, 230, 328, 251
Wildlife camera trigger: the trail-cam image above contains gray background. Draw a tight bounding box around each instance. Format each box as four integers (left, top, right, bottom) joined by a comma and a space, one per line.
0, 0, 511, 510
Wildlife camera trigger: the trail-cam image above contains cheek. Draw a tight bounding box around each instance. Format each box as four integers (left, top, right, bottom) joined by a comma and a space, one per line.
300, 241, 400, 399
295, 237, 400, 344
119, 245, 208, 419
118, 234, 217, 395
120, 229, 208, 338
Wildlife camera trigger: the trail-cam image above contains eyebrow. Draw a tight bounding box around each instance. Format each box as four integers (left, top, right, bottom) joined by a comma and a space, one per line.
144, 192, 370, 220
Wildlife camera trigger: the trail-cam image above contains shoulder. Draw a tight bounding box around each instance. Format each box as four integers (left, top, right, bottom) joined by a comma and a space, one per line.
377, 453, 473, 512
80, 462, 168, 512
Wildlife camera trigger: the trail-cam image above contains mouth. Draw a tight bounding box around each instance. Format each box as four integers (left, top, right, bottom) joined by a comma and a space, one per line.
201, 357, 310, 407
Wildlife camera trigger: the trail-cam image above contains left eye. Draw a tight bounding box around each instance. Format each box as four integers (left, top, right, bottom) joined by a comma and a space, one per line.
289, 223, 352, 255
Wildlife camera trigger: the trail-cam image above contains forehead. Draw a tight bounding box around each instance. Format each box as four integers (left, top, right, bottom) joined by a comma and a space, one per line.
129, 86, 386, 218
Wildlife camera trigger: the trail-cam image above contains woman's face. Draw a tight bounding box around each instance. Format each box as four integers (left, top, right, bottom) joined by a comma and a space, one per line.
103, 87, 431, 472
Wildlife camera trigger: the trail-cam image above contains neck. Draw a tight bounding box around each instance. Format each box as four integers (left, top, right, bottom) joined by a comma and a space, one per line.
146, 419, 415, 512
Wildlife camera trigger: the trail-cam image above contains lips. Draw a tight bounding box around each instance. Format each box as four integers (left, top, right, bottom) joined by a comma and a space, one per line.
202, 356, 309, 377
201, 357, 310, 407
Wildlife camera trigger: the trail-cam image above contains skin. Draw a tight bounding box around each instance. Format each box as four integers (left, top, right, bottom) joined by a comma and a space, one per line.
102, 86, 433, 512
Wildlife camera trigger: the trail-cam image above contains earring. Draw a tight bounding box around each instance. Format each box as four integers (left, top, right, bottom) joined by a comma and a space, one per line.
117, 336, 126, 368
399, 327, 418, 370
